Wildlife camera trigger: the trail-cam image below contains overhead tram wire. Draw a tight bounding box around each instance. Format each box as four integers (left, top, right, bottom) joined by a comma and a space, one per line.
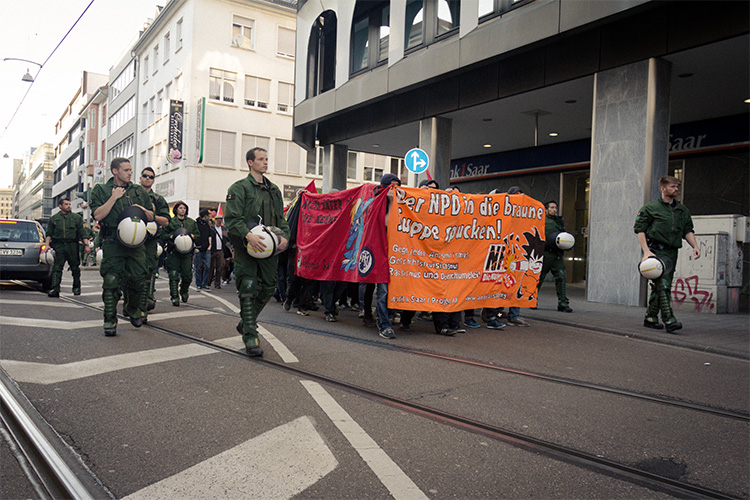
0, 0, 96, 144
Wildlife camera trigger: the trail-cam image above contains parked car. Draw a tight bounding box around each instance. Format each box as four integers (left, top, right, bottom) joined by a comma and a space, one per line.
0, 219, 53, 290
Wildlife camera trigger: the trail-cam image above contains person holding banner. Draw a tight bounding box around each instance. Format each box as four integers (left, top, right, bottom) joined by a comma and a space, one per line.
225, 147, 290, 357
373, 173, 401, 339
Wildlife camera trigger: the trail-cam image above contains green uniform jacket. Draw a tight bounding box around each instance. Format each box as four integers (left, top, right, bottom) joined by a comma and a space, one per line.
147, 190, 171, 237
634, 198, 694, 249
90, 179, 154, 238
225, 174, 290, 244
161, 216, 200, 247
80, 226, 93, 242
47, 211, 85, 243
544, 214, 566, 256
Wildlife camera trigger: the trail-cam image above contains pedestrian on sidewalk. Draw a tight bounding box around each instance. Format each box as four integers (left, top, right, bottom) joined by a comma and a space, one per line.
538, 200, 573, 313
634, 175, 700, 333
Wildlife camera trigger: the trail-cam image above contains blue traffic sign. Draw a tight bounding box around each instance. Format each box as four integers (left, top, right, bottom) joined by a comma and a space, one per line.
405, 148, 429, 174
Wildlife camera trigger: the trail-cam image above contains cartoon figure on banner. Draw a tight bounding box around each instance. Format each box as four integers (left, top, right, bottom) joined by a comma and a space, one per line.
341, 196, 375, 273
496, 228, 544, 301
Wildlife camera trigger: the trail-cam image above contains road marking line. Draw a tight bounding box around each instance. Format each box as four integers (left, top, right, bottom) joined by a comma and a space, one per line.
0, 299, 79, 308
258, 325, 298, 363
301, 380, 429, 500
123, 416, 337, 500
1, 344, 216, 384
0, 317, 102, 329
199, 291, 239, 313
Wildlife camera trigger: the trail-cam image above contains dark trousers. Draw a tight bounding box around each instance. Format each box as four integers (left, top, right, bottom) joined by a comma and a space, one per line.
433, 311, 461, 333
209, 251, 226, 286
321, 281, 347, 315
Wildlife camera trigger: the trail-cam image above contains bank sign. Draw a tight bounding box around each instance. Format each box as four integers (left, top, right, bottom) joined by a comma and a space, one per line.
450, 114, 748, 182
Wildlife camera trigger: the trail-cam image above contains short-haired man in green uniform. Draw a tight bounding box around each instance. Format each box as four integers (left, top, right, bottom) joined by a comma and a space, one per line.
46, 198, 91, 297
537, 200, 572, 313
161, 201, 199, 307
139, 167, 171, 317
225, 147, 289, 357
90, 158, 155, 336
634, 175, 701, 333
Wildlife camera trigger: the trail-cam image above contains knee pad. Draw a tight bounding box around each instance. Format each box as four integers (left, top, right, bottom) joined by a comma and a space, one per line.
239, 278, 257, 299
103, 273, 119, 290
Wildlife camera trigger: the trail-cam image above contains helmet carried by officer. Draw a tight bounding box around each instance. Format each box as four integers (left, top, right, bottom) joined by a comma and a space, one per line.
173, 227, 194, 254
639, 255, 668, 280
245, 219, 282, 259
116, 205, 148, 248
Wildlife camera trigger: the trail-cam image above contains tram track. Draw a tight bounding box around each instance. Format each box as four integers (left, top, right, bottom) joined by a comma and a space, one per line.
3, 284, 745, 499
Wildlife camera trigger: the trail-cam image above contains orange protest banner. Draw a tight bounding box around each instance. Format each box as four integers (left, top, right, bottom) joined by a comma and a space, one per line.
387, 187, 546, 312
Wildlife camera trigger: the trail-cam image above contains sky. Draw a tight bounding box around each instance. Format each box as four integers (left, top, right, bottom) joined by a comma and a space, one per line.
0, 0, 165, 189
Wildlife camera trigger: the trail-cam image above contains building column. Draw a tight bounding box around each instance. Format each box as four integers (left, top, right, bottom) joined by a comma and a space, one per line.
587, 58, 672, 306
323, 144, 348, 193
418, 117, 452, 189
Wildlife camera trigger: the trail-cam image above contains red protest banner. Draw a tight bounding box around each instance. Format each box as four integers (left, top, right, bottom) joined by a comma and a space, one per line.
387, 187, 546, 312
296, 184, 390, 283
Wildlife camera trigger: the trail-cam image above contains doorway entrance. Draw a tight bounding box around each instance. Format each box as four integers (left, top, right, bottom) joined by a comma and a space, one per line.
561, 171, 589, 283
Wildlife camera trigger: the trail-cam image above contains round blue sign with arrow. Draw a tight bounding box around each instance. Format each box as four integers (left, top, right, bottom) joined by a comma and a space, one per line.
405, 148, 429, 174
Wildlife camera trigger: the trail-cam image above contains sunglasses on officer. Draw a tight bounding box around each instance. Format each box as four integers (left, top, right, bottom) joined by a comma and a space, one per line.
141, 174, 155, 179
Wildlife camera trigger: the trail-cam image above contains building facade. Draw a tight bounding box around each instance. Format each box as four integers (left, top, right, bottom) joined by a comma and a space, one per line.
12, 144, 54, 223
0, 188, 13, 219
292, 0, 749, 308
51, 71, 108, 221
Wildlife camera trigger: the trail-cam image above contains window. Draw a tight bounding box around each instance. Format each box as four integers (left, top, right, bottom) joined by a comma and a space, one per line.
405, 0, 423, 50
232, 15, 255, 50
306, 146, 323, 176
90, 109, 96, 129
275, 139, 300, 175
244, 75, 270, 109
306, 11, 336, 97
143, 56, 149, 80
347, 151, 358, 180
152, 45, 159, 73
278, 82, 293, 113
176, 18, 183, 49
241, 134, 270, 161
479, 0, 531, 20
437, 0, 460, 36
163, 32, 171, 64
109, 97, 135, 134
205, 129, 236, 167
351, 2, 389, 74
277, 27, 295, 58
111, 60, 135, 99
149, 97, 155, 125
209, 68, 236, 103
157, 90, 164, 118
141, 102, 148, 131
110, 137, 134, 163
363, 153, 385, 182
393, 157, 407, 181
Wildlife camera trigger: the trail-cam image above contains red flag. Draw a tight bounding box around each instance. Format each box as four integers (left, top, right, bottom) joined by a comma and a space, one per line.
216, 203, 223, 218
304, 180, 317, 194
296, 184, 389, 283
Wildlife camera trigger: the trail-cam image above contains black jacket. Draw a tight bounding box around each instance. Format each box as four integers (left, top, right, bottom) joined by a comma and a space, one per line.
196, 217, 211, 252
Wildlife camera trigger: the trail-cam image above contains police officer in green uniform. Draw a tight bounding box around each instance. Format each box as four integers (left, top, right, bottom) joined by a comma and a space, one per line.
139, 167, 170, 316
537, 200, 572, 312
46, 198, 91, 297
225, 147, 289, 357
634, 175, 700, 333
161, 201, 199, 306
90, 158, 155, 336
79, 221, 94, 266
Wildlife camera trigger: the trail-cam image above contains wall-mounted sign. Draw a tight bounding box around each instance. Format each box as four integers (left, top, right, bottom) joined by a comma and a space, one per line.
405, 147, 429, 174
195, 97, 205, 164
168, 100, 184, 163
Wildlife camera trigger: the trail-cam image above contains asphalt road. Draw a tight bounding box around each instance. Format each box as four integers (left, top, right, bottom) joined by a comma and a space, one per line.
1, 270, 748, 499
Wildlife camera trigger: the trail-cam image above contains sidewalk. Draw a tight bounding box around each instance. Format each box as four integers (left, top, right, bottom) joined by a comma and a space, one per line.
527, 283, 750, 360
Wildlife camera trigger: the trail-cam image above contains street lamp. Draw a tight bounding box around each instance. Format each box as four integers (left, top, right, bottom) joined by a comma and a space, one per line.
3, 58, 43, 83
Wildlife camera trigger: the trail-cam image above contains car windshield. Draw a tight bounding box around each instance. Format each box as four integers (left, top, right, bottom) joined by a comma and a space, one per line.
0, 221, 41, 242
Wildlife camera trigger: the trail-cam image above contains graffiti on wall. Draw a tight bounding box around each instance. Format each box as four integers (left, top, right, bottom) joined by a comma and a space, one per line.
672, 275, 715, 313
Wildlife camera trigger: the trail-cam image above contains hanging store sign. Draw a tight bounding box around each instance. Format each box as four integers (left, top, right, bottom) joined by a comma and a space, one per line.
167, 100, 184, 164
195, 97, 205, 164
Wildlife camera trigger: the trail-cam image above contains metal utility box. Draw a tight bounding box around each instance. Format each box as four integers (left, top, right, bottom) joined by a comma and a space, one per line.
672, 232, 733, 313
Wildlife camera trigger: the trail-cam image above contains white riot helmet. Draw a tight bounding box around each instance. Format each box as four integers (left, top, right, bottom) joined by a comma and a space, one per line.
116, 206, 148, 248
157, 243, 163, 257
146, 221, 158, 237
173, 227, 194, 254
639, 256, 666, 280
246, 224, 282, 259
88, 240, 95, 250
555, 232, 575, 250
39, 247, 55, 265
96, 248, 103, 265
